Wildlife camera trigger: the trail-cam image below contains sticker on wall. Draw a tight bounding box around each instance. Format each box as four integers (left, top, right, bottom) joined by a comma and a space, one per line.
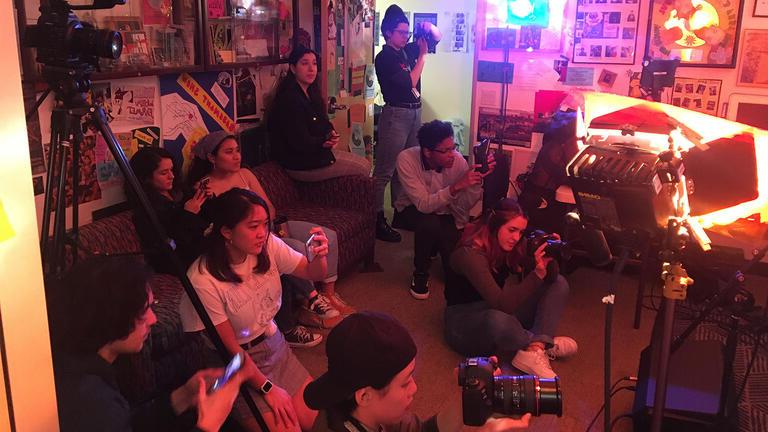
597, 69, 618, 88
564, 67, 595, 86
349, 123, 366, 157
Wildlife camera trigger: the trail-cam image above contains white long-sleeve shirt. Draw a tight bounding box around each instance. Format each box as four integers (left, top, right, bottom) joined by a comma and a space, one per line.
394, 146, 483, 229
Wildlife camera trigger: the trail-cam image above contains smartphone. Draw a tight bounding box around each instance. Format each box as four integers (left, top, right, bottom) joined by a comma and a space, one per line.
199, 176, 211, 192
473, 139, 491, 174
211, 352, 244, 392
305, 233, 317, 262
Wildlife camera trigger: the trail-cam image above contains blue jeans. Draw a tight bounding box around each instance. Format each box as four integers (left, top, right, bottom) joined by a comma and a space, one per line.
280, 220, 338, 283
374, 105, 421, 212
444, 275, 570, 359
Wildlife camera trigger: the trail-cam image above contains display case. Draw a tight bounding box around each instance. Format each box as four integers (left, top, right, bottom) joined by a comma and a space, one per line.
203, 0, 296, 68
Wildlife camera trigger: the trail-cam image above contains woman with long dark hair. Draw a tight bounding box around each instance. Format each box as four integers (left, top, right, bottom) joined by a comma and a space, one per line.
179, 188, 326, 431
128, 147, 209, 274
444, 198, 577, 378
267, 45, 370, 181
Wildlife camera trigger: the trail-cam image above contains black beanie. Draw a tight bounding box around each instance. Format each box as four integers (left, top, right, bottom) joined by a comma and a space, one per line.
381, 4, 409, 37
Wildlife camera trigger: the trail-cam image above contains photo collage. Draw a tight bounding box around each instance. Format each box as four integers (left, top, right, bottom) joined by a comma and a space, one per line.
671, 78, 722, 117
573, 0, 640, 64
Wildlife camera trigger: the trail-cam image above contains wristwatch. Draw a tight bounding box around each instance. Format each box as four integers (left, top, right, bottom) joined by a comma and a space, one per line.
258, 379, 274, 395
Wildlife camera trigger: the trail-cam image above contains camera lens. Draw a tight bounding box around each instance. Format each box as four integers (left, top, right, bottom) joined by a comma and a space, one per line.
72, 25, 123, 59
493, 375, 562, 417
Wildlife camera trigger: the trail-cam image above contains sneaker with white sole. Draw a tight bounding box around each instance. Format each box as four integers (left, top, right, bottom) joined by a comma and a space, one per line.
328, 293, 356, 316
546, 336, 578, 360
283, 325, 322, 348
410, 273, 430, 300
308, 294, 340, 319
511, 349, 557, 378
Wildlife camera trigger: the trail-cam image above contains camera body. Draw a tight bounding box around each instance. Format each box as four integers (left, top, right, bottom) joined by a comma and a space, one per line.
526, 230, 571, 261
458, 357, 563, 426
413, 22, 441, 53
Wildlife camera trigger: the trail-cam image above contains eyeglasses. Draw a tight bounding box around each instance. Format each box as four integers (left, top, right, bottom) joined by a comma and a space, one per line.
393, 29, 412, 38
430, 145, 459, 154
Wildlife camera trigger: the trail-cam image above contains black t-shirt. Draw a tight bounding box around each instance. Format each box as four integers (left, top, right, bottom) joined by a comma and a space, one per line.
374, 43, 421, 105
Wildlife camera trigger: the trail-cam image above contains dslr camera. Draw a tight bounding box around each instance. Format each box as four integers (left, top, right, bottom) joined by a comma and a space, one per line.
526, 230, 572, 261
458, 357, 562, 426
413, 21, 441, 53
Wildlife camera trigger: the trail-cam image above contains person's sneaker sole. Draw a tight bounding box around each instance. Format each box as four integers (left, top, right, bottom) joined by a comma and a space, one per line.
286, 335, 323, 348
409, 288, 429, 300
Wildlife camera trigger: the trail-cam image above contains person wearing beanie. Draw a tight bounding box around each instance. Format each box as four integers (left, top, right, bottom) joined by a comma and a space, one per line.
304, 311, 531, 432
372, 4, 429, 243
267, 45, 371, 181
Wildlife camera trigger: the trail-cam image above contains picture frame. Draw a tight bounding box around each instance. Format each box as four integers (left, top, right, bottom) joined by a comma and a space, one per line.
754, 0, 768, 17
726, 94, 768, 130
103, 16, 143, 32
572, 0, 641, 65
477, 107, 535, 148
736, 29, 768, 88
670, 77, 722, 116
644, 0, 745, 68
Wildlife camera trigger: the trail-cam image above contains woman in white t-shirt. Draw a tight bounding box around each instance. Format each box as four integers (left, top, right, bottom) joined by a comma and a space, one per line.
179, 188, 325, 431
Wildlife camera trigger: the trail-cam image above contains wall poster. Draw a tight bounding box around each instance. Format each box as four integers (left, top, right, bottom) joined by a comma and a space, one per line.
572, 0, 641, 64
671, 77, 722, 116
736, 29, 768, 88
645, 0, 745, 67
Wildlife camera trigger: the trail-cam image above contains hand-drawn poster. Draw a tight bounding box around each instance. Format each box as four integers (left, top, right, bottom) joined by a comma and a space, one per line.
112, 85, 156, 125
160, 71, 235, 174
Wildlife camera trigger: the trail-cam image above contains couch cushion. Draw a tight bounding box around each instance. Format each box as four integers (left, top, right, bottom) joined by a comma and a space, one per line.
252, 162, 301, 210
282, 204, 371, 244
77, 211, 142, 258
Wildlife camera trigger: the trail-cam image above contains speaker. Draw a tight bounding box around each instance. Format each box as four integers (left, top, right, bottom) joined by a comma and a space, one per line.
632, 338, 726, 431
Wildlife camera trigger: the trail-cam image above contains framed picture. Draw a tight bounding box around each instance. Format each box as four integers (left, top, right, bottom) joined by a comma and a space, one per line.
755, 0, 768, 16
645, 0, 745, 68
671, 77, 722, 116
103, 16, 143, 32
736, 29, 768, 88
727, 94, 768, 130
572, 0, 641, 65
477, 107, 535, 147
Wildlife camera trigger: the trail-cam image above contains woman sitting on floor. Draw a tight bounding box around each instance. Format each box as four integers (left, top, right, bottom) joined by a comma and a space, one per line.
266, 45, 371, 181
443, 198, 578, 378
179, 188, 324, 431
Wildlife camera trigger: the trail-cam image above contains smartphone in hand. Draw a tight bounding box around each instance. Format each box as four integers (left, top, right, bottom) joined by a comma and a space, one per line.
211, 352, 244, 392
473, 139, 491, 174
305, 233, 318, 262
199, 176, 211, 192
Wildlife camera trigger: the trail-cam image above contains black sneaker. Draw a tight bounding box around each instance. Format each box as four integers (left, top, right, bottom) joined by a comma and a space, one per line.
376, 211, 402, 242
410, 273, 430, 300
283, 325, 322, 348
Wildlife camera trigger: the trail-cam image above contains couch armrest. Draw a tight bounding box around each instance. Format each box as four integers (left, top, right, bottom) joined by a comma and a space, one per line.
295, 175, 374, 213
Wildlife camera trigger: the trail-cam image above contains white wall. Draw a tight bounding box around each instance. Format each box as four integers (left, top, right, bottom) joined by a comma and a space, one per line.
375, 0, 478, 149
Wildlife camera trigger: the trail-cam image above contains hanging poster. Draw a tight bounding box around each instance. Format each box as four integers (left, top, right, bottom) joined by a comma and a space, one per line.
452, 12, 468, 53
671, 77, 722, 116
160, 71, 235, 174
477, 108, 535, 148
573, 0, 641, 64
349, 123, 366, 157
235, 67, 259, 120
736, 29, 768, 88
645, 0, 745, 67
112, 84, 156, 125
44, 136, 102, 208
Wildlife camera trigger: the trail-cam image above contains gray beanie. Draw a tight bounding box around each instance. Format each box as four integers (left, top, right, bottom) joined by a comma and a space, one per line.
192, 130, 234, 160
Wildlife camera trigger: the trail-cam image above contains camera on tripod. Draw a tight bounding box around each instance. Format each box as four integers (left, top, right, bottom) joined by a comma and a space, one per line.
458, 357, 562, 426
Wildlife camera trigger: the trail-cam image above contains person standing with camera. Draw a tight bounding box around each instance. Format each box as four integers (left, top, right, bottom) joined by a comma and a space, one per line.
303, 311, 531, 431
393, 120, 495, 300
373, 5, 436, 243
444, 198, 578, 378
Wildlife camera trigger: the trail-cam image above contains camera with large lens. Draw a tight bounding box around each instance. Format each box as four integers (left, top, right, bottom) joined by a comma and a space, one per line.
458, 357, 562, 426
526, 230, 572, 261
413, 21, 441, 53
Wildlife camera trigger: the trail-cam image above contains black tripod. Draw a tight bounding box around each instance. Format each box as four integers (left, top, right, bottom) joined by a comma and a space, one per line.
33, 62, 270, 432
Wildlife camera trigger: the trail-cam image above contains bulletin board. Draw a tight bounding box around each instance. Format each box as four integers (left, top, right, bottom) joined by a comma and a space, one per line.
572, 0, 641, 64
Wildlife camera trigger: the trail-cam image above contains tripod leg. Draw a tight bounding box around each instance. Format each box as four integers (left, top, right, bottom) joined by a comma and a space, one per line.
651, 297, 676, 432
605, 248, 630, 432
40, 109, 64, 258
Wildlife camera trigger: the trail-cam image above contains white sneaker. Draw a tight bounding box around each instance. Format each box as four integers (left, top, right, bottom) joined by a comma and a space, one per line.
511, 349, 557, 378
546, 336, 578, 360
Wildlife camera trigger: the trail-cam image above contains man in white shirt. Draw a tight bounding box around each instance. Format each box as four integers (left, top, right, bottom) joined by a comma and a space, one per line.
393, 120, 495, 300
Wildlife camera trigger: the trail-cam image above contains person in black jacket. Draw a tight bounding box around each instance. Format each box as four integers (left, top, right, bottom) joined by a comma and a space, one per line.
128, 147, 210, 274
48, 255, 252, 432
267, 46, 370, 182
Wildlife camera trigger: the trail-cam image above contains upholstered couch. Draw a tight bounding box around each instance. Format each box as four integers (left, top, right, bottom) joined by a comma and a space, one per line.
73, 163, 375, 403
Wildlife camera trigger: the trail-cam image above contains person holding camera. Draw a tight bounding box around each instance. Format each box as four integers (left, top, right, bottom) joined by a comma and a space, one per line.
393, 120, 495, 300
303, 311, 531, 432
48, 255, 253, 432
267, 46, 371, 181
373, 5, 437, 243
444, 198, 577, 378
179, 188, 329, 431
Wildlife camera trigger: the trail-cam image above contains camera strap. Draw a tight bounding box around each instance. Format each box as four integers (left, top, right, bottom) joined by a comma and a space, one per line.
343, 415, 380, 432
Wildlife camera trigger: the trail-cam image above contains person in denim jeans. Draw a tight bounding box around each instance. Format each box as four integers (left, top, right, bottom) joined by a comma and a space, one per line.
443, 198, 578, 378
373, 4, 429, 242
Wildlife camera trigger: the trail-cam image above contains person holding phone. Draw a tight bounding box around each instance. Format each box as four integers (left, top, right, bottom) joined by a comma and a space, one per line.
179, 188, 329, 431
267, 45, 371, 182
304, 311, 531, 432
48, 255, 254, 432
128, 147, 210, 274
393, 120, 496, 300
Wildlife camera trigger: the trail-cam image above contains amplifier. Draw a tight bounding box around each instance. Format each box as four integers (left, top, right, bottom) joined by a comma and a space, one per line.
566, 144, 681, 233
